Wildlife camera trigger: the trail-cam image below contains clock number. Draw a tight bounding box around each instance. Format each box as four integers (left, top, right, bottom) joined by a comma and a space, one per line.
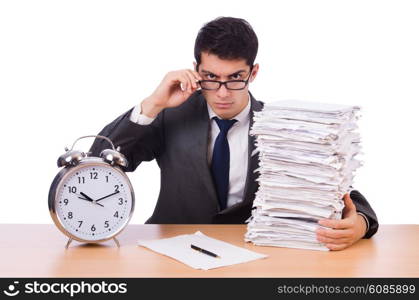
78, 176, 85, 184
91, 224, 96, 232
118, 198, 123, 205
90, 172, 98, 180
63, 199, 69, 205
114, 185, 119, 193
78, 221, 83, 228
104, 221, 109, 228
106, 176, 109, 183
68, 212, 73, 219
114, 211, 119, 218
68, 186, 77, 193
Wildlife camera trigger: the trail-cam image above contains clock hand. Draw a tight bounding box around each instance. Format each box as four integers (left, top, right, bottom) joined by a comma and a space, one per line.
96, 190, 120, 202
80, 192, 95, 202
79, 192, 105, 207
77, 196, 105, 207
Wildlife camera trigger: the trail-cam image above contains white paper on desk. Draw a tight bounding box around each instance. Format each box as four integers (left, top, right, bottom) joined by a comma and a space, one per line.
137, 231, 267, 270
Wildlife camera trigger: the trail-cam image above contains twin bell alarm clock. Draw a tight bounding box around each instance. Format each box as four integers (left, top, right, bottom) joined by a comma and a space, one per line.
48, 135, 135, 248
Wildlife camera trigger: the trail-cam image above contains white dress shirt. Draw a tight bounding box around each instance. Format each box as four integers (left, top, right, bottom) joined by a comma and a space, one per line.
130, 95, 251, 208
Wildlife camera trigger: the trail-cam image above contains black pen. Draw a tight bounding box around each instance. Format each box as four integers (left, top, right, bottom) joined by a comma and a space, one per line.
190, 244, 221, 258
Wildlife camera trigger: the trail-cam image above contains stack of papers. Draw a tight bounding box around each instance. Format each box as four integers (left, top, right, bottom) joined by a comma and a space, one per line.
245, 100, 362, 251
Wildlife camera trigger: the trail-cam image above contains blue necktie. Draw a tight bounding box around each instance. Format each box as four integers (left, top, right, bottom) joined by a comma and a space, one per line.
211, 117, 237, 210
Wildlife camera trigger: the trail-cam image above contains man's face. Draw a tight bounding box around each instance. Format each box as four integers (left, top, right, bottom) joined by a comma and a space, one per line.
196, 52, 259, 119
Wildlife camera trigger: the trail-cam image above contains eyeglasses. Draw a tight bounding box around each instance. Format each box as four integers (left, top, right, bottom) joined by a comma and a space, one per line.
198, 67, 253, 91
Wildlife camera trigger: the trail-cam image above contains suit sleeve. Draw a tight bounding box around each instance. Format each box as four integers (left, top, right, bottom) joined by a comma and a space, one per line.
89, 107, 164, 172
350, 189, 379, 238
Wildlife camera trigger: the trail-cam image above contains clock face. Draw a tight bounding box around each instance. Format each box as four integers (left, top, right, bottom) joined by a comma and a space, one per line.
51, 161, 134, 242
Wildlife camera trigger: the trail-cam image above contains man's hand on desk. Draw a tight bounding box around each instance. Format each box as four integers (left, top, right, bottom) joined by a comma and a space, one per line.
316, 193, 367, 251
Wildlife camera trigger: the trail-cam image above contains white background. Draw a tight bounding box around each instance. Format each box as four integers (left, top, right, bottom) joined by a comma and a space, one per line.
0, 0, 418, 225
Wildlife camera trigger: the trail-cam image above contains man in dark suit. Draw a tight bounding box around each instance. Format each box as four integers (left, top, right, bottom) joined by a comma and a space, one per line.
90, 17, 378, 250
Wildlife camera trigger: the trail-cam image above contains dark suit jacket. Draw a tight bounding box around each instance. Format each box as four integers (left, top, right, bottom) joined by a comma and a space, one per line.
90, 91, 378, 238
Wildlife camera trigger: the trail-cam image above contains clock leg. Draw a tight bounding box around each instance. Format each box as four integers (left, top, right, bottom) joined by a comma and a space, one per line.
65, 238, 73, 249
113, 237, 120, 248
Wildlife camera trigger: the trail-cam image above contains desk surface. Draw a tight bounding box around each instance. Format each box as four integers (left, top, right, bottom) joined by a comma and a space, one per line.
1, 224, 418, 277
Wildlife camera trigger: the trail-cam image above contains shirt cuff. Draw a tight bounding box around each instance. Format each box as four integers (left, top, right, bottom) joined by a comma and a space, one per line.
357, 212, 370, 237
130, 104, 156, 125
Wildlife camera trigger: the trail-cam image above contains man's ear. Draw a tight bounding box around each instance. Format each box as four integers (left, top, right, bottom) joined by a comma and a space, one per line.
193, 62, 198, 71
250, 63, 259, 82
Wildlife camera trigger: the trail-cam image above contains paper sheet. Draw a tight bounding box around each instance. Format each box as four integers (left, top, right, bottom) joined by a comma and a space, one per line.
137, 231, 267, 270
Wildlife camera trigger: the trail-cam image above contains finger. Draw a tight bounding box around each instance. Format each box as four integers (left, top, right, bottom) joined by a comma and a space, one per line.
343, 193, 357, 216
184, 70, 198, 89
316, 227, 353, 239
325, 243, 349, 251
179, 74, 190, 92
188, 69, 203, 81
167, 71, 184, 85
318, 217, 354, 230
317, 235, 350, 245
183, 72, 196, 93
166, 71, 186, 91
181, 74, 196, 95
178, 76, 188, 92
185, 69, 200, 83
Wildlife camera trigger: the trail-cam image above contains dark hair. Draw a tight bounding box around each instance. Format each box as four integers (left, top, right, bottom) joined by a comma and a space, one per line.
194, 17, 258, 68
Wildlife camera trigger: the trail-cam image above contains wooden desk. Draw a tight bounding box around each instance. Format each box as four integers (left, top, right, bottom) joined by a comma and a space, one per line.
1, 224, 418, 277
